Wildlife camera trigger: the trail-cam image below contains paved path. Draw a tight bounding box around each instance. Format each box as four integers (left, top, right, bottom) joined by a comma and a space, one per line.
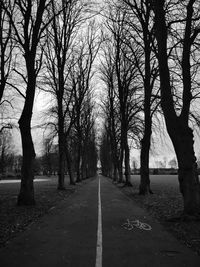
0, 175, 200, 267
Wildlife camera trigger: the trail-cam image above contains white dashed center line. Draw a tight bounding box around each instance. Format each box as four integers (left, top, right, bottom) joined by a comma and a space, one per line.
95, 176, 102, 267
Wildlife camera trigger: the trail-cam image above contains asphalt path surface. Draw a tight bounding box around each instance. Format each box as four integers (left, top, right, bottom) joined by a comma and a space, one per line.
0, 175, 200, 267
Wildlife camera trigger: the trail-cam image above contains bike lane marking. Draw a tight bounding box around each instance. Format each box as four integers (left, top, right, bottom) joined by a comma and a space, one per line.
95, 176, 102, 267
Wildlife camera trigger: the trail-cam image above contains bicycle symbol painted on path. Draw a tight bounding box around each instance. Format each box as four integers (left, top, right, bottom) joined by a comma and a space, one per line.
122, 218, 152, 231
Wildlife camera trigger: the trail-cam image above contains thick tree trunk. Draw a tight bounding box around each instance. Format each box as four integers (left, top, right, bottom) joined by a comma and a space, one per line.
139, 24, 153, 195
58, 143, 65, 190
171, 125, 200, 215
76, 143, 82, 183
17, 66, 36, 206
65, 148, 75, 185
118, 148, 124, 183
18, 122, 36, 205
139, 130, 153, 195
17, 91, 36, 205
57, 114, 66, 190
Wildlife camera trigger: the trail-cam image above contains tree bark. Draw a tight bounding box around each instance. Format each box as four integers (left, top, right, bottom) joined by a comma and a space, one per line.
124, 133, 132, 186
65, 147, 75, 185
58, 139, 65, 190
140, 134, 153, 194
57, 106, 66, 190
139, 121, 153, 194
18, 120, 36, 205
170, 123, 200, 215
17, 69, 36, 205
118, 139, 124, 183
76, 140, 82, 183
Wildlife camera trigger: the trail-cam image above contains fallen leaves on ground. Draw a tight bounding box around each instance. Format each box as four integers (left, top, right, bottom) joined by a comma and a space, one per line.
0, 177, 76, 247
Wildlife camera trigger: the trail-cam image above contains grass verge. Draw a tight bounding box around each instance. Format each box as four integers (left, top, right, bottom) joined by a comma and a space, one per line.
0, 176, 77, 247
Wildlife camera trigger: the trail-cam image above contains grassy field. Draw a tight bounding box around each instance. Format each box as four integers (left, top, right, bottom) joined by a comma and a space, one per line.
118, 174, 200, 255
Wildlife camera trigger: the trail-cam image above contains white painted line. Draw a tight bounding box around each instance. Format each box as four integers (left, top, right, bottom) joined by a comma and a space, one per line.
95, 177, 102, 267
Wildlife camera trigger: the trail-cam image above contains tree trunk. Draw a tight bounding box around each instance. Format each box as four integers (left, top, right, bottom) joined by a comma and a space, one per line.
17, 102, 35, 206
65, 147, 75, 185
57, 114, 65, 190
124, 134, 132, 187
18, 122, 36, 205
1, 147, 5, 175
81, 157, 86, 179
58, 142, 65, 190
139, 23, 153, 195
113, 163, 119, 182
170, 124, 200, 215
139, 127, 153, 194
110, 130, 120, 182
76, 142, 82, 183
17, 65, 36, 206
118, 146, 124, 183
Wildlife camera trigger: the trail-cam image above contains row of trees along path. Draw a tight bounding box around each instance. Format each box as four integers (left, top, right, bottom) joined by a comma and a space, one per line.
0, 1, 98, 204
0, 1, 200, 217
99, 0, 200, 217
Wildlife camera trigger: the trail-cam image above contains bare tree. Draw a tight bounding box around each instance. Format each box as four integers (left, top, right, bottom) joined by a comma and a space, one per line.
99, 40, 121, 181
71, 23, 100, 182
2, 0, 55, 205
103, 3, 143, 186
120, 0, 159, 194
43, 0, 91, 188
152, 0, 200, 216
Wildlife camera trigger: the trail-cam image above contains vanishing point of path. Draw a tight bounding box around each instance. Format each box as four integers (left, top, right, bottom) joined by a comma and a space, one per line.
0, 175, 200, 267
